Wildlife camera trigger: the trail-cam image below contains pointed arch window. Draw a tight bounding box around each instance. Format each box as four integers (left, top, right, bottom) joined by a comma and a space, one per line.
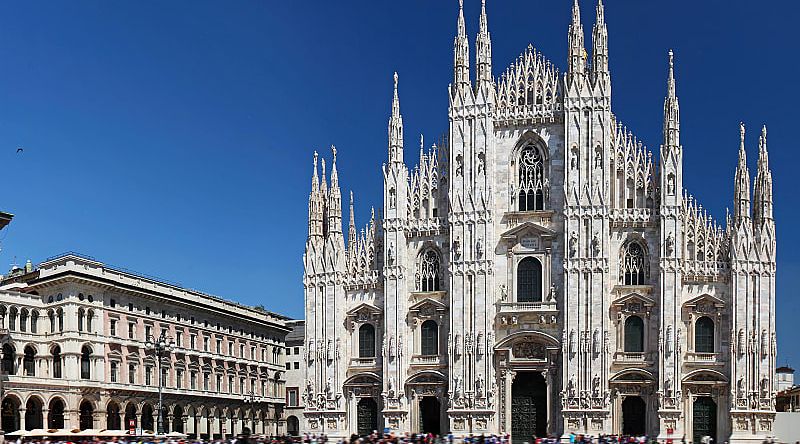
2, 343, 15, 374
517, 144, 546, 211
695, 316, 715, 353
358, 324, 376, 358
517, 257, 543, 302
420, 320, 438, 356
621, 241, 649, 285
624, 316, 644, 353
418, 250, 441, 292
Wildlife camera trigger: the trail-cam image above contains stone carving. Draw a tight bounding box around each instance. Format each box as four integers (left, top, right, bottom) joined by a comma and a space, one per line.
512, 341, 546, 359
476, 238, 484, 259
592, 232, 601, 257
499, 284, 508, 301
569, 232, 578, 257
666, 232, 675, 256
548, 284, 557, 302
387, 243, 395, 266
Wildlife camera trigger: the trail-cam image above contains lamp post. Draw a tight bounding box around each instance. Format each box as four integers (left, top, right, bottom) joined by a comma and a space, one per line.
145, 332, 174, 435
244, 388, 258, 435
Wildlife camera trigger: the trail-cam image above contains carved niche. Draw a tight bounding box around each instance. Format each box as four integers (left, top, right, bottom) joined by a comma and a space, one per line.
512, 340, 547, 360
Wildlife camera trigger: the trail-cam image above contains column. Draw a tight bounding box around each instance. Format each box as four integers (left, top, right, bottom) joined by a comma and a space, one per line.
19, 408, 26, 431
544, 368, 553, 436
504, 370, 516, 433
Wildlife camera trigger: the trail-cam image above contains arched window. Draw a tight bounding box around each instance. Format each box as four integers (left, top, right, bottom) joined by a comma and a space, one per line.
621, 241, 649, 285
420, 320, 438, 356
9, 307, 17, 331
695, 316, 715, 353
19, 309, 27, 333
57, 308, 64, 332
30, 311, 38, 334
517, 257, 543, 302
517, 144, 546, 211
358, 324, 376, 358
2, 343, 15, 374
23, 345, 35, 376
418, 250, 440, 292
48, 398, 65, 429
52, 346, 62, 378
624, 316, 645, 353
78, 308, 85, 332
80, 345, 92, 379
87, 310, 94, 333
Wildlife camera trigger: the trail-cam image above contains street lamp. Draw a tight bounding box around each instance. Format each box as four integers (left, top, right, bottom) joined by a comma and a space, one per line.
145, 332, 174, 435
244, 388, 259, 435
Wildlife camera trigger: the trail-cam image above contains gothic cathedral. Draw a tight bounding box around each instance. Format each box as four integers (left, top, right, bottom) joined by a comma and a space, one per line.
301, 1, 777, 442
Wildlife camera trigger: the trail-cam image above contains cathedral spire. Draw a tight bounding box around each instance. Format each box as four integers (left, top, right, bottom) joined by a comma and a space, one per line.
327, 146, 342, 234
475, 0, 493, 90
733, 123, 751, 224
663, 50, 680, 151
388, 72, 404, 165
591, 0, 608, 77
308, 151, 323, 239
348, 191, 357, 251
453, 0, 471, 93
568, 0, 586, 75
753, 125, 773, 225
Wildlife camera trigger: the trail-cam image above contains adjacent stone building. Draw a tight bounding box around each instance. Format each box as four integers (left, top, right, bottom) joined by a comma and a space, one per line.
0, 253, 290, 438
284, 320, 306, 436
301, 1, 778, 442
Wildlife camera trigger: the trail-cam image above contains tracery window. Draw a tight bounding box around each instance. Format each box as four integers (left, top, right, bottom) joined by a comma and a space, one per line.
418, 250, 440, 292
420, 320, 438, 356
624, 316, 644, 353
621, 241, 649, 285
695, 316, 715, 353
517, 257, 543, 302
517, 144, 546, 211
358, 324, 376, 358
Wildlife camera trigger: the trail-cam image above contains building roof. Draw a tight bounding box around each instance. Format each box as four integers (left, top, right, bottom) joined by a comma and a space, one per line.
5, 252, 293, 331
777, 366, 795, 374
285, 320, 305, 344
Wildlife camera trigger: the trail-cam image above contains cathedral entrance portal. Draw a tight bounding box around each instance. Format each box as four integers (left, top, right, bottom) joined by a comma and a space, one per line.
419, 397, 441, 434
356, 398, 378, 436
621, 396, 646, 436
511, 371, 547, 443
692, 396, 717, 444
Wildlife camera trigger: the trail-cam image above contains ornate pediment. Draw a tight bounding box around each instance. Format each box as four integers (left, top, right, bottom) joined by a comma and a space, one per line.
345, 303, 382, 329
611, 292, 655, 315
500, 221, 556, 241
684, 294, 725, 315
408, 298, 447, 321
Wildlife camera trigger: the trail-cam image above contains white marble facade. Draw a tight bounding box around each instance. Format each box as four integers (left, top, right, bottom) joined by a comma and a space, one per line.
302, 1, 777, 443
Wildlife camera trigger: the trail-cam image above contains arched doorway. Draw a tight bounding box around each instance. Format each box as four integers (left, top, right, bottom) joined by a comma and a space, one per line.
511, 371, 547, 443
48, 398, 65, 429
173, 405, 184, 433
25, 397, 44, 430
107, 402, 121, 430
1, 396, 20, 431
79, 400, 94, 430
124, 404, 137, 430
692, 396, 717, 444
419, 397, 441, 435
141, 404, 155, 431
286, 416, 299, 436
356, 398, 378, 436
622, 396, 646, 436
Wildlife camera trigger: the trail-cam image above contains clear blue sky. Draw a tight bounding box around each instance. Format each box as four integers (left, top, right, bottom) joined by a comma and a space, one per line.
0, 1, 796, 365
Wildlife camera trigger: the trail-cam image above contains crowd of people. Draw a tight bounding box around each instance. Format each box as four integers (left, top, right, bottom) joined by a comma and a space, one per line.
3, 433, 791, 444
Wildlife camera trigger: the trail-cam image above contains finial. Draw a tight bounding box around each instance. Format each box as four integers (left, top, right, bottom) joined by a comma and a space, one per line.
740, 122, 746, 144
420, 134, 424, 151
393, 71, 398, 91
761, 124, 767, 141
350, 190, 354, 203
459, 0, 463, 9
331, 145, 337, 163
668, 49, 674, 68
321, 157, 326, 177
313, 150, 319, 167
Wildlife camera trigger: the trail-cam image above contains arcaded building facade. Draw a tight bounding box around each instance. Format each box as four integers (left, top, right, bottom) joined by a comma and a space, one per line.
301, 1, 778, 443
0, 253, 290, 438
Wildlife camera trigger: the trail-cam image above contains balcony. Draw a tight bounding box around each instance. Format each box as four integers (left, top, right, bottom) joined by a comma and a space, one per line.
685, 351, 722, 366
498, 301, 557, 313
497, 301, 558, 326
410, 355, 444, 367
613, 351, 652, 366
350, 357, 378, 368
